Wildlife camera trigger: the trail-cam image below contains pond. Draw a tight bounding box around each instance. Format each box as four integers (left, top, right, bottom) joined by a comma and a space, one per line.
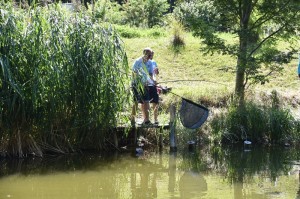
0, 145, 299, 199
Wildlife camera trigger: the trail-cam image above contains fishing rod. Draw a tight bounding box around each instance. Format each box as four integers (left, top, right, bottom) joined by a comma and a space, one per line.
158, 79, 228, 86
155, 84, 206, 108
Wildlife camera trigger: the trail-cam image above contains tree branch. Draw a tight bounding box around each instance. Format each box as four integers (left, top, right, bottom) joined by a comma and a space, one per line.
250, 0, 292, 31
248, 25, 285, 58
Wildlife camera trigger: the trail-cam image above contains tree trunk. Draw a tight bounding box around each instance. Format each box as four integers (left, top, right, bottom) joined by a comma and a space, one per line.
235, 0, 252, 105
235, 31, 248, 105
235, 56, 245, 105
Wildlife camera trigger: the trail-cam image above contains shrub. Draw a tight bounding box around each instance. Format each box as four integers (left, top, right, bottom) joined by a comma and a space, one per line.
114, 25, 166, 38
168, 18, 185, 54
115, 25, 142, 38
267, 108, 295, 143
88, 0, 126, 24
147, 27, 166, 38
122, 0, 169, 28
210, 100, 298, 145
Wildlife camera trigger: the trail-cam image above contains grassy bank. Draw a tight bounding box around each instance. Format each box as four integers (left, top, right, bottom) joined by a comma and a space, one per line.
1, 3, 299, 157
123, 32, 300, 105
121, 28, 300, 145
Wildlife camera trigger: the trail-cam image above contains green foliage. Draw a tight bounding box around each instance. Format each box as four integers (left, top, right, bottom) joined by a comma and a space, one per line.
114, 24, 166, 38
145, 0, 169, 28
116, 25, 142, 38
147, 27, 166, 38
122, 0, 168, 28
88, 0, 125, 24
122, 25, 300, 146
268, 107, 294, 142
210, 146, 295, 183
211, 99, 298, 144
0, 3, 129, 156
173, 0, 300, 102
168, 18, 185, 54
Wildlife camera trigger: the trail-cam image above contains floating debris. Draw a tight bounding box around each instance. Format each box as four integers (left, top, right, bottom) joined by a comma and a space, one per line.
135, 147, 143, 156
244, 140, 252, 145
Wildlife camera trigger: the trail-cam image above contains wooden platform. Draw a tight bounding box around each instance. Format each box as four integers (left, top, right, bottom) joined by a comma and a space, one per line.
115, 123, 170, 131
136, 123, 170, 129
111, 104, 177, 150
109, 122, 170, 149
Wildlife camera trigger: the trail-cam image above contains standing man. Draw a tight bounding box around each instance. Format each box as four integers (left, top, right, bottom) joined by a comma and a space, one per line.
148, 51, 160, 124
131, 47, 154, 126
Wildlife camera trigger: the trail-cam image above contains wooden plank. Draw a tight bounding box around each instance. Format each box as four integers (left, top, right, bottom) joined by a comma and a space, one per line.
115, 123, 170, 131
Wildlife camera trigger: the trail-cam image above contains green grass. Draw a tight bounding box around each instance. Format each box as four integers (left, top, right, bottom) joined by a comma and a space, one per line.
122, 29, 299, 106
120, 26, 300, 145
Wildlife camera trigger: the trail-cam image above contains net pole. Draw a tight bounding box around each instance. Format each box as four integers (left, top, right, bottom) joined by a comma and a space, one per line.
169, 104, 177, 152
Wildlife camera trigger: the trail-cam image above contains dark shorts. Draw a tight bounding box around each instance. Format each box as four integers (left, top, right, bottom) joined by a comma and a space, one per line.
148, 86, 159, 104
132, 83, 150, 103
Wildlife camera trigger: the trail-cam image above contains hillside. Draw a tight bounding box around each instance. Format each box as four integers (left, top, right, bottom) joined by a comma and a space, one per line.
122, 33, 300, 114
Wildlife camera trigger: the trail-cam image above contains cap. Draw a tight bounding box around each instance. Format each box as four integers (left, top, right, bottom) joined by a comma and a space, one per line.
143, 47, 152, 56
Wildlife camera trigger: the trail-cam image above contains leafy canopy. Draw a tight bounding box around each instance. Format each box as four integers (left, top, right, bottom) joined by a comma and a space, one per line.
175, 0, 300, 90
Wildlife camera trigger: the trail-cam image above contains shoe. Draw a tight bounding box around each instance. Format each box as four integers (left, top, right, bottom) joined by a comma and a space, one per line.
130, 119, 136, 127
141, 120, 152, 126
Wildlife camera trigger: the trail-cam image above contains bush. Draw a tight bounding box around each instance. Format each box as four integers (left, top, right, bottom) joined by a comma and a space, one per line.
211, 100, 299, 145
87, 0, 126, 24
168, 18, 185, 54
114, 25, 166, 38
147, 26, 166, 38
122, 0, 169, 28
268, 108, 295, 143
115, 25, 142, 38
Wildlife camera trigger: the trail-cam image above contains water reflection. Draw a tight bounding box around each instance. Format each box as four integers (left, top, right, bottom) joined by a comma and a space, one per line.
179, 171, 207, 198
297, 170, 300, 199
0, 146, 299, 199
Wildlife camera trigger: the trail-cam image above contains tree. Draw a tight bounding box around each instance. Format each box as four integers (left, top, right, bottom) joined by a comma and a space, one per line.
175, 0, 300, 104
123, 0, 169, 28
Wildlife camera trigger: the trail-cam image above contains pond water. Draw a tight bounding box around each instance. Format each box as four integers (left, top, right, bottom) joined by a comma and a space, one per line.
0, 145, 300, 199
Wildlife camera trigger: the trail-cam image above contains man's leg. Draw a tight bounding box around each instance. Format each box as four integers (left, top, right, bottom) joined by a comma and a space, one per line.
142, 102, 150, 122
152, 103, 158, 123
149, 86, 159, 123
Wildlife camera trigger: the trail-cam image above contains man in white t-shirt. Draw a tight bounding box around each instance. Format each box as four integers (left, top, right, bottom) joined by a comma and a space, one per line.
148, 51, 159, 124
131, 48, 154, 126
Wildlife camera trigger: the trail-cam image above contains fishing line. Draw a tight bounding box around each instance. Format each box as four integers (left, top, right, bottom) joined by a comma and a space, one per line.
158, 79, 229, 86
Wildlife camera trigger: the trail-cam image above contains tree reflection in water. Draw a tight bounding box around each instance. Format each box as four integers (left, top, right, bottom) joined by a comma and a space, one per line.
180, 145, 300, 199
0, 146, 299, 199
297, 170, 300, 199
179, 171, 207, 198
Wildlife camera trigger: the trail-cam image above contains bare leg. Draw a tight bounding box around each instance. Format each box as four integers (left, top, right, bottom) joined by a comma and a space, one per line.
152, 103, 158, 122
142, 102, 150, 122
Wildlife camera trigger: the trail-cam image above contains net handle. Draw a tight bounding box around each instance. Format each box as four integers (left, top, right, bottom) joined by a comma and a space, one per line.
180, 97, 209, 111
156, 85, 208, 110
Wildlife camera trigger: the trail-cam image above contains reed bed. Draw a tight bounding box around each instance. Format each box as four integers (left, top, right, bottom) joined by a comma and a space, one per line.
0, 3, 129, 157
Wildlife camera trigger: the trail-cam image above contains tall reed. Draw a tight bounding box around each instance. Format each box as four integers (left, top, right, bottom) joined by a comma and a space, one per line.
0, 3, 129, 157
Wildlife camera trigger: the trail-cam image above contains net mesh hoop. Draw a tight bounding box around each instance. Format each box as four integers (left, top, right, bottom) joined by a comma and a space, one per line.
179, 98, 209, 129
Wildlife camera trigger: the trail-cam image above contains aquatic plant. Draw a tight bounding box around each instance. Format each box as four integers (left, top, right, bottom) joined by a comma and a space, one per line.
210, 99, 298, 145
0, 3, 129, 157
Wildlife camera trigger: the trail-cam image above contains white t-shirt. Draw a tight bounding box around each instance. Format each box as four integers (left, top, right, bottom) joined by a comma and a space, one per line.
132, 57, 153, 85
